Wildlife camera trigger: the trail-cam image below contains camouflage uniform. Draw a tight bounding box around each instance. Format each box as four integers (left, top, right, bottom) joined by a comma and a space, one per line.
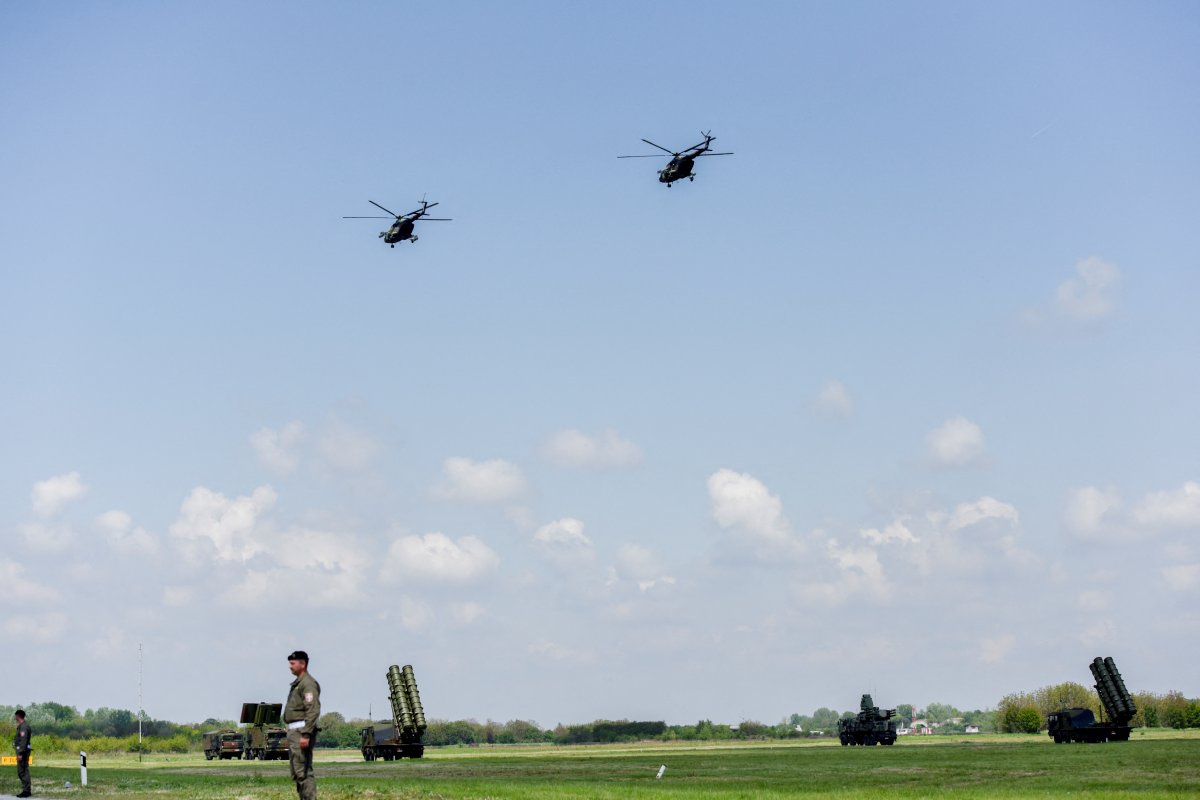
13, 717, 32, 797
283, 670, 321, 800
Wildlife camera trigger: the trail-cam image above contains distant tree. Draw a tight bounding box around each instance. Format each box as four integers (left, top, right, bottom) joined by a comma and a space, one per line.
924, 703, 960, 723
1013, 707, 1042, 734
997, 692, 1041, 733
810, 708, 841, 730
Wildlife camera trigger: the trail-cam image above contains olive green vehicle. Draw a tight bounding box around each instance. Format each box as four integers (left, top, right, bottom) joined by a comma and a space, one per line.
360, 664, 426, 761
240, 702, 290, 760
838, 694, 898, 746
202, 729, 245, 760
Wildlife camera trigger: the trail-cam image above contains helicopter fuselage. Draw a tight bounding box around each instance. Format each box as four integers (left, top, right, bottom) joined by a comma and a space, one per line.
382, 218, 417, 244
658, 155, 698, 184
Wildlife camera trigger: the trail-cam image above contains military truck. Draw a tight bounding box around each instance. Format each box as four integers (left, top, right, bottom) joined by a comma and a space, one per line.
240, 702, 290, 760
202, 729, 245, 760
1047, 656, 1136, 743
838, 694, 898, 746
360, 664, 426, 761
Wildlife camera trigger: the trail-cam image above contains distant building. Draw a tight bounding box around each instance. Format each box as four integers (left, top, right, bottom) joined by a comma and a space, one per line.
964, 725, 981, 734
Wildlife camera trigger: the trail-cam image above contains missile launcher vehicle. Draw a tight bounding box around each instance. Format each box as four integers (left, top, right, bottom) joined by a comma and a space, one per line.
1047, 656, 1136, 743
202, 729, 245, 760
360, 664, 427, 761
240, 702, 289, 760
838, 694, 898, 746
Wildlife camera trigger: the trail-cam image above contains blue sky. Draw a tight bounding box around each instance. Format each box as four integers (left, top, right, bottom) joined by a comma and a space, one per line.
2, 1, 1198, 728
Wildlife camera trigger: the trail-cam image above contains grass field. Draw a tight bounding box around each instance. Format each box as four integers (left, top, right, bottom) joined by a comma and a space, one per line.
7, 731, 1200, 799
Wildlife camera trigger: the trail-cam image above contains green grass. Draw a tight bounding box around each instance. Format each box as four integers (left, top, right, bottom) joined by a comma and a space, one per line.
8, 731, 1200, 799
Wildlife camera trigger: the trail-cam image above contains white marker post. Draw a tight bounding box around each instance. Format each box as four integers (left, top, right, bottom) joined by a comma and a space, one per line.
656, 764, 666, 779
80, 750, 88, 786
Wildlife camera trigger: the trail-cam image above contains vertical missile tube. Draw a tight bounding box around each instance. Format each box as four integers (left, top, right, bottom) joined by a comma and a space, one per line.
401, 664, 427, 733
387, 665, 414, 738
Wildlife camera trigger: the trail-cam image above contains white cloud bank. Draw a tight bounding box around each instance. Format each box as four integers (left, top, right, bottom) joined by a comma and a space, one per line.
1056, 256, 1119, 321
169, 485, 277, 562
815, 379, 853, 416
434, 457, 527, 504
927, 417, 985, 466
381, 532, 499, 584
32, 472, 87, 517
708, 469, 791, 545
542, 429, 643, 467
250, 421, 306, 474
533, 518, 595, 568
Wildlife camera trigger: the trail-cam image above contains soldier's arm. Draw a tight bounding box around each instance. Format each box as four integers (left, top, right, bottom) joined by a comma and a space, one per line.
305, 683, 321, 733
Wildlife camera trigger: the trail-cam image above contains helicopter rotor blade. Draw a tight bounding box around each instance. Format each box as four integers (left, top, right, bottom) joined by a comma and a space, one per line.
343, 216, 394, 219
368, 200, 400, 218
640, 139, 678, 156
695, 151, 734, 157
417, 218, 452, 221
618, 154, 670, 158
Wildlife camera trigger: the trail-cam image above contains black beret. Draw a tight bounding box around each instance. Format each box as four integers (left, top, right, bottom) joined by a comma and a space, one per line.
287, 650, 309, 662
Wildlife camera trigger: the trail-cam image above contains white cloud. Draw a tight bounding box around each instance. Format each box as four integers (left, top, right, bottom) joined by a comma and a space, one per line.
614, 544, 676, 592
927, 417, 985, 466
948, 497, 1020, 531
528, 639, 595, 664
1077, 590, 1110, 612
32, 472, 87, 517
1056, 256, 1119, 321
861, 518, 918, 545
169, 485, 276, 562
316, 419, 380, 473
1064, 486, 1122, 537
1079, 620, 1117, 647
815, 379, 853, 416
1162, 564, 1200, 591
433, 457, 527, 504
542, 429, 643, 467
449, 602, 485, 626
1, 559, 60, 605
979, 634, 1016, 664
397, 596, 434, 631
96, 509, 159, 556
1133, 482, 1200, 528
162, 585, 194, 607
250, 421, 306, 474
0, 612, 67, 644
533, 518, 595, 568
381, 532, 499, 584
18, 522, 75, 553
707, 469, 793, 547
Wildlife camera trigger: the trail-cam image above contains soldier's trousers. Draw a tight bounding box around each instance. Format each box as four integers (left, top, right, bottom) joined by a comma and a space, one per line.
286, 729, 316, 800
17, 753, 31, 794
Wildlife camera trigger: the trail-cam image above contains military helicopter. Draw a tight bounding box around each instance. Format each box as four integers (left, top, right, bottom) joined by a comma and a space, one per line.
343, 199, 451, 247
618, 131, 733, 186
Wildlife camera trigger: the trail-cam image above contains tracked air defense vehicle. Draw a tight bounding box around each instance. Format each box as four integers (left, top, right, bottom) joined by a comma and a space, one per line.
240, 702, 289, 760
838, 694, 898, 746
1047, 656, 1136, 743
360, 664, 427, 761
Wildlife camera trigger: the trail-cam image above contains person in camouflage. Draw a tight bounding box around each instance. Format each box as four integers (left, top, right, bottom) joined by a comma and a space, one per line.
12, 709, 32, 798
283, 651, 321, 800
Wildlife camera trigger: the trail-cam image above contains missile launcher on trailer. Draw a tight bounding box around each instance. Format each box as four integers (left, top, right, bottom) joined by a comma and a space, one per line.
838, 694, 898, 746
360, 664, 427, 761
1047, 656, 1136, 743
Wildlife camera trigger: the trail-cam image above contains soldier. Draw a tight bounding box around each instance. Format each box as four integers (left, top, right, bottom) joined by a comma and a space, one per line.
12, 708, 31, 798
283, 650, 321, 800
